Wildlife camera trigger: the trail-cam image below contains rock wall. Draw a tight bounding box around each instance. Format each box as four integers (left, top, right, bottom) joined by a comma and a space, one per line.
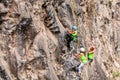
0, 0, 120, 80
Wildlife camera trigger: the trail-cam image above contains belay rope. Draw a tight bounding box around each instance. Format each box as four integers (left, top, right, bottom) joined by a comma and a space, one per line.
70, 0, 80, 53
70, 0, 90, 80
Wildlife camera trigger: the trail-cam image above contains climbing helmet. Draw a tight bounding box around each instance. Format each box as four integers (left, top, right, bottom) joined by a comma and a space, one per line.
72, 26, 78, 31
80, 47, 85, 53
90, 46, 95, 51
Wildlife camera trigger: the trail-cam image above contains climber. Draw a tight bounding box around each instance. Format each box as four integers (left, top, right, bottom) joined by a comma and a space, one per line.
88, 46, 95, 66
71, 26, 78, 42
74, 47, 88, 74
65, 26, 78, 50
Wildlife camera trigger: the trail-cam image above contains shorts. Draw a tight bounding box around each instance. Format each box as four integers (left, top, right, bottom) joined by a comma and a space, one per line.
88, 59, 93, 63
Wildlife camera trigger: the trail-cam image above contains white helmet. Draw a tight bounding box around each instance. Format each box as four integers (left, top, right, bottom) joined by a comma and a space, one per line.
80, 47, 85, 53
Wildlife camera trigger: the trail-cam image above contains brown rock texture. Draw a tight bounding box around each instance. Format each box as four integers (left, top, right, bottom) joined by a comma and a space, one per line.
0, 0, 120, 80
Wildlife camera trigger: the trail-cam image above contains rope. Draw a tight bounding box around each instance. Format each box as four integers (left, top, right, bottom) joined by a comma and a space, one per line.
70, 0, 80, 53
66, 0, 95, 80
70, 1, 89, 80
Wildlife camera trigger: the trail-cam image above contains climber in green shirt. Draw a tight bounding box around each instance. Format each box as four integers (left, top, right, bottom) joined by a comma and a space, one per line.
65, 26, 78, 50
88, 46, 95, 66
74, 47, 88, 73
71, 26, 78, 42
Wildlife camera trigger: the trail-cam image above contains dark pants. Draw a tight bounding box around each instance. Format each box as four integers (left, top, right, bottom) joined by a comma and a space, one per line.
65, 33, 72, 49
67, 39, 72, 49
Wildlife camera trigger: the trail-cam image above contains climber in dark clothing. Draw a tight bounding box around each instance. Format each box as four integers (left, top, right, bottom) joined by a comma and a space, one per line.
65, 30, 73, 49
65, 26, 78, 50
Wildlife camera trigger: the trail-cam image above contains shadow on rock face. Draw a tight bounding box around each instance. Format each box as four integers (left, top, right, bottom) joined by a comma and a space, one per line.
0, 0, 8, 7
0, 12, 8, 25
18, 17, 32, 34
20, 18, 32, 27
0, 66, 8, 80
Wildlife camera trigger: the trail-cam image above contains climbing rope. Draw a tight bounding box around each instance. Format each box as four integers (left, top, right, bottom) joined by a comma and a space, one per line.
70, 0, 80, 53
84, 0, 97, 80
70, 1, 89, 80
70, 1, 90, 80
64, 0, 96, 79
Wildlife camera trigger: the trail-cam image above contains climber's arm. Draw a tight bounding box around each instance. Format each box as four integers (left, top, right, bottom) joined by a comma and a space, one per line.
69, 30, 75, 34
74, 53, 81, 58
88, 51, 94, 54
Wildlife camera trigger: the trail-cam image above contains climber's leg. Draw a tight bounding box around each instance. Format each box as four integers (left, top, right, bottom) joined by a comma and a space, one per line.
66, 38, 73, 50
88, 59, 93, 66
67, 40, 71, 49
78, 62, 88, 73
78, 63, 84, 73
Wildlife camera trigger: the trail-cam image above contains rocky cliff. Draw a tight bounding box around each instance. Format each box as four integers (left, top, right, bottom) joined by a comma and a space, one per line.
0, 0, 120, 80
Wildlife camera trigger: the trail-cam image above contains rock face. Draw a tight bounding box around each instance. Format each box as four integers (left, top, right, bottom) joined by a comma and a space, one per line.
0, 0, 120, 80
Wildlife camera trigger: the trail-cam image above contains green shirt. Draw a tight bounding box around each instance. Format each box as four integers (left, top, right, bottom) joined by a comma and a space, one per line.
88, 52, 94, 59
71, 31, 78, 41
80, 53, 88, 63
71, 31, 78, 37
